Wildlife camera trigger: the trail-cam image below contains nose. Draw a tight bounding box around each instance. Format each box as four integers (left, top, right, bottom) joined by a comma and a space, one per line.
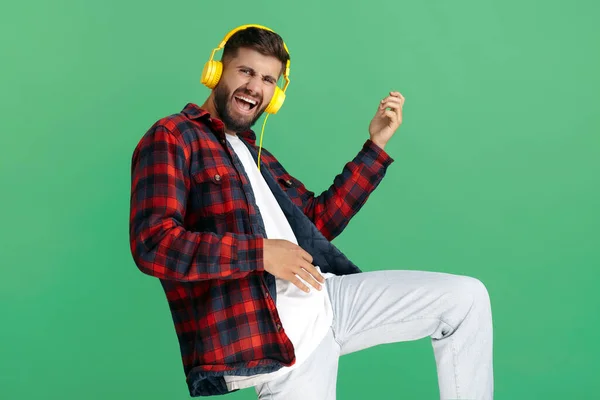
245, 74, 262, 95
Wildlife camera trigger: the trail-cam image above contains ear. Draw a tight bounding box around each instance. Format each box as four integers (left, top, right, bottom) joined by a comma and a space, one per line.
279, 63, 286, 79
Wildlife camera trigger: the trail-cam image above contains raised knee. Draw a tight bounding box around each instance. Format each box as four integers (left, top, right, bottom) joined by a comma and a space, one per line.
457, 275, 491, 307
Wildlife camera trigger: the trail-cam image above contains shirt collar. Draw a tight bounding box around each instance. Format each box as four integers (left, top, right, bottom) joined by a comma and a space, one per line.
181, 102, 257, 145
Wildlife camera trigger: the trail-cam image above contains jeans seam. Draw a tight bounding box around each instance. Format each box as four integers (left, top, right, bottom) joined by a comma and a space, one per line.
450, 336, 461, 399
326, 279, 344, 349
337, 316, 457, 351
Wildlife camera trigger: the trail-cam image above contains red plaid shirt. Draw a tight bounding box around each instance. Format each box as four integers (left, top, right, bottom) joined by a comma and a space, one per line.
129, 103, 394, 396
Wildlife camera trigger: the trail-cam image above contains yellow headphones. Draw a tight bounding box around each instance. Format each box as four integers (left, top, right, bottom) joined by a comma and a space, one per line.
201, 24, 290, 115
200, 24, 291, 170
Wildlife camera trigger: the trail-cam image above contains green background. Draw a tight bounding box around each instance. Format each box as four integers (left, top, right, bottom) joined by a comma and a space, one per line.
2, 0, 599, 398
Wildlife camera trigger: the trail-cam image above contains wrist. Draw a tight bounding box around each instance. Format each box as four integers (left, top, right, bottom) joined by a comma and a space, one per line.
370, 138, 386, 151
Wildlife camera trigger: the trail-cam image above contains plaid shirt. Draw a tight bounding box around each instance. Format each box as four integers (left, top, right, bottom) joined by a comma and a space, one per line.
129, 103, 394, 396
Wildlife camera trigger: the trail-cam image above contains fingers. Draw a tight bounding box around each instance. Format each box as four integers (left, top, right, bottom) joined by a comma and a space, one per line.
291, 258, 325, 292
275, 242, 325, 292
297, 246, 314, 265
381, 95, 403, 107
288, 264, 323, 293
380, 92, 404, 122
383, 109, 398, 125
381, 101, 401, 122
380, 91, 405, 111
290, 274, 310, 293
390, 91, 405, 103
300, 260, 325, 284
380, 99, 402, 111
383, 110, 400, 126
295, 246, 324, 282
297, 267, 323, 292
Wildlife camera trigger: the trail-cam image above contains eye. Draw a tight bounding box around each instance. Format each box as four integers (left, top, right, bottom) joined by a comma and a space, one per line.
264, 77, 276, 85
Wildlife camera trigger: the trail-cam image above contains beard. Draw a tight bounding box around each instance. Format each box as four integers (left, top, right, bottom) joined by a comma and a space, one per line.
213, 82, 266, 133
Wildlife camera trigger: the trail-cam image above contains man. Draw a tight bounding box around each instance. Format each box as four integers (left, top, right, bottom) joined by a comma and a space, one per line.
129, 25, 493, 399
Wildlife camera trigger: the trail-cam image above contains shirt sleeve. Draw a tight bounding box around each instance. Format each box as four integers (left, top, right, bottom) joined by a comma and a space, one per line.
271, 139, 394, 241
129, 122, 265, 281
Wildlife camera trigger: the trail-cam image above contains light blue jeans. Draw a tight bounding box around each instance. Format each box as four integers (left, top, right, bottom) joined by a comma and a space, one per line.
255, 270, 494, 400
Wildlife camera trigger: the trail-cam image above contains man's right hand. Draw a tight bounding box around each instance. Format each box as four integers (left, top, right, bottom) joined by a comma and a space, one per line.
262, 239, 325, 293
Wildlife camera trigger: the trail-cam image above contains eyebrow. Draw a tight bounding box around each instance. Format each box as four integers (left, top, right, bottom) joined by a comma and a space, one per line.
238, 65, 277, 82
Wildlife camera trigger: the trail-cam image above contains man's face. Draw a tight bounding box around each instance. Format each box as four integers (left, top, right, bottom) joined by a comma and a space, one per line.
213, 47, 283, 133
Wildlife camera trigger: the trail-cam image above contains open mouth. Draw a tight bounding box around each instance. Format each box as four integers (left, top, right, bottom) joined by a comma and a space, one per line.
233, 94, 259, 114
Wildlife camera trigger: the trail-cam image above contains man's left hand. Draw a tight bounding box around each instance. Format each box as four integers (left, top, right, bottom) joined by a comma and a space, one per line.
368, 91, 405, 151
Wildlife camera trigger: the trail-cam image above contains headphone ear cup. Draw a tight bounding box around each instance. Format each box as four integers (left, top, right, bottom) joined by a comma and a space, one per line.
200, 60, 223, 89
265, 86, 285, 114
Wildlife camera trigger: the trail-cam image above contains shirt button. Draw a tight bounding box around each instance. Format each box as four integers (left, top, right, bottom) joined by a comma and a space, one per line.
276, 323, 282, 331
214, 174, 221, 182
285, 179, 292, 186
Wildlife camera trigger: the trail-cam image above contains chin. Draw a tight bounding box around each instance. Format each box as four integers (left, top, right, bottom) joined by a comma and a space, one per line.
229, 104, 262, 126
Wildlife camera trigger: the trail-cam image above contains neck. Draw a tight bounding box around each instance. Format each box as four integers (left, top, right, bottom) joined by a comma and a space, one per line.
200, 95, 236, 136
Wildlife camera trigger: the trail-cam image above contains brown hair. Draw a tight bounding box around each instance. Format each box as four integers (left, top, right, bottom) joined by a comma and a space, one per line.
221, 27, 290, 76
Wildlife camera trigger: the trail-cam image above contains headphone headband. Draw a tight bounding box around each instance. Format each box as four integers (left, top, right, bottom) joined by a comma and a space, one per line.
218, 24, 290, 55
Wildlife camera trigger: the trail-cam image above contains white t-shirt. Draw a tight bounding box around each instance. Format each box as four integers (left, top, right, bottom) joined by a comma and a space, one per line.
223, 133, 335, 391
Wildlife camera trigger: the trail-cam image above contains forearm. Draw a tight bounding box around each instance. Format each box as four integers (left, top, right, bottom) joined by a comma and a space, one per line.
129, 215, 264, 281
302, 139, 394, 240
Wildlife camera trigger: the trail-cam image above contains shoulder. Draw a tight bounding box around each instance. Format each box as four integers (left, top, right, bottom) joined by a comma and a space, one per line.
150, 112, 205, 142
136, 110, 215, 153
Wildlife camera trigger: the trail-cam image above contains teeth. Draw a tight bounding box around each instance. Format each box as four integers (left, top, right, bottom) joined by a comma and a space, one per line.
236, 95, 257, 105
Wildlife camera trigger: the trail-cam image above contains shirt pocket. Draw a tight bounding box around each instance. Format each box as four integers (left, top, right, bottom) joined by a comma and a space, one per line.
191, 165, 236, 221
